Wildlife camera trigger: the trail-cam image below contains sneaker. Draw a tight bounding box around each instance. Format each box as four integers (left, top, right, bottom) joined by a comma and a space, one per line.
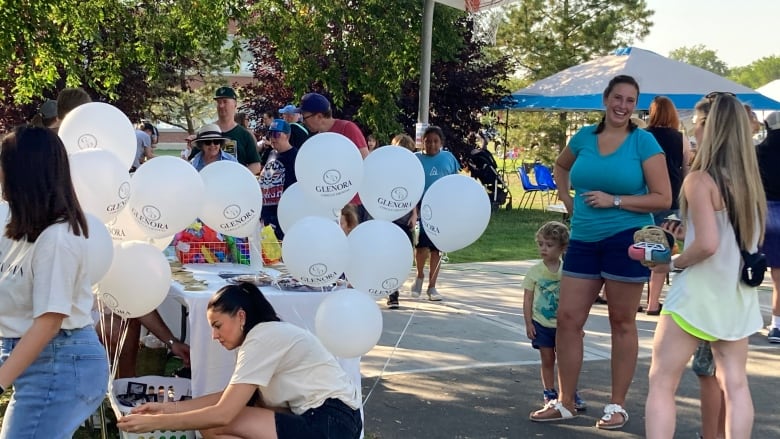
768, 327, 780, 343
410, 277, 423, 298
386, 292, 400, 309
542, 388, 558, 404
574, 391, 587, 411
427, 287, 443, 301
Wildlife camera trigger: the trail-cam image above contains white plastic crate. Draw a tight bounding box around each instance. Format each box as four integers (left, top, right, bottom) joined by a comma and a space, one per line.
110, 375, 195, 439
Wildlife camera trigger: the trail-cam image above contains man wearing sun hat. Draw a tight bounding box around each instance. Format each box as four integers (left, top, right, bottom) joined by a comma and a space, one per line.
259, 119, 298, 240
213, 86, 262, 175
189, 123, 238, 171
279, 104, 310, 148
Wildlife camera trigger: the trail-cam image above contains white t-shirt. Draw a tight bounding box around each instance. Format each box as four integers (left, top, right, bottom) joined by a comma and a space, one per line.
0, 222, 94, 337
230, 322, 361, 415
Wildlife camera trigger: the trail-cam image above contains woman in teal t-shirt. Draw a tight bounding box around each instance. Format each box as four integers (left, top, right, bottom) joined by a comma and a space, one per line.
530, 75, 671, 430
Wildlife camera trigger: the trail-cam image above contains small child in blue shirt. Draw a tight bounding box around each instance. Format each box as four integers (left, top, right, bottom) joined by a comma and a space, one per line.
522, 221, 585, 410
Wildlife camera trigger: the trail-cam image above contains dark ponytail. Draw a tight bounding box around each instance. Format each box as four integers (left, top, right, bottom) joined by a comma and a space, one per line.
207, 282, 281, 337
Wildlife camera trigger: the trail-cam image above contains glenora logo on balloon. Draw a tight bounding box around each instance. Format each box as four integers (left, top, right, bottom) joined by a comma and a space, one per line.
98, 292, 119, 309
118, 182, 131, 199
376, 197, 412, 210
77, 134, 98, 150
105, 200, 128, 214
131, 206, 169, 232
423, 221, 440, 235
381, 278, 399, 290
322, 169, 342, 185
421, 204, 433, 221
309, 263, 328, 277
220, 208, 257, 231
390, 187, 408, 202
223, 204, 242, 220
315, 180, 353, 196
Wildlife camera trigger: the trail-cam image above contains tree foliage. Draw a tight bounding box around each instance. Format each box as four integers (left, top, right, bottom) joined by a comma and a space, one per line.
0, 0, 244, 130
668, 44, 729, 77
495, 0, 653, 80
240, 0, 467, 139
729, 55, 780, 89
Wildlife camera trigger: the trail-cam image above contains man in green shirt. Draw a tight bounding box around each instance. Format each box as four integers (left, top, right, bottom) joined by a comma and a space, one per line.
213, 86, 262, 175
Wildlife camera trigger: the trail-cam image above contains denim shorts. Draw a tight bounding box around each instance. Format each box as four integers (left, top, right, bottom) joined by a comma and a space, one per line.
275, 398, 362, 439
531, 320, 556, 349
0, 326, 109, 439
562, 228, 650, 283
652, 209, 679, 227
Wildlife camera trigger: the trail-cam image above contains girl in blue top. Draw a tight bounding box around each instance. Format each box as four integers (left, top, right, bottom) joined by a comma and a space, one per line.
530, 75, 671, 429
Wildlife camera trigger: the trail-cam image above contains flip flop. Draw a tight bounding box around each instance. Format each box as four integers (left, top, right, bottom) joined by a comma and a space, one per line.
529, 401, 578, 423
596, 403, 629, 430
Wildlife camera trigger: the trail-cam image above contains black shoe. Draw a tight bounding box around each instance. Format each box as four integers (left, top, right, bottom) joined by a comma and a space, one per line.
386, 292, 400, 309
594, 296, 608, 305
646, 303, 663, 316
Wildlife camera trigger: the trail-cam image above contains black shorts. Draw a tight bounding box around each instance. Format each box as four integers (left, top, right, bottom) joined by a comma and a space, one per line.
415, 227, 440, 252
275, 398, 362, 439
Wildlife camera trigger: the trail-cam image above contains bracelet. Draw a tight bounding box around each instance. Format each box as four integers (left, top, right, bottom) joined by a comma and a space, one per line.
167, 339, 176, 348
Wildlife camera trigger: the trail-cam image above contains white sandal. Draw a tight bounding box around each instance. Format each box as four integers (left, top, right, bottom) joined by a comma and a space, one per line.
596, 403, 629, 430
529, 401, 577, 422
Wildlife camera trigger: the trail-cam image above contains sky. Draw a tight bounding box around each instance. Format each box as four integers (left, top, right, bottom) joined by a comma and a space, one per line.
637, 0, 780, 67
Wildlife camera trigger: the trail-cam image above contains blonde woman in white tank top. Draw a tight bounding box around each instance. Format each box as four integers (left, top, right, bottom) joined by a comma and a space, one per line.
644, 93, 767, 439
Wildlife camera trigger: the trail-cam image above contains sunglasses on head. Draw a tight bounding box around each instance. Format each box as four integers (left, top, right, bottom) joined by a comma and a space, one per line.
201, 139, 224, 146
705, 91, 736, 101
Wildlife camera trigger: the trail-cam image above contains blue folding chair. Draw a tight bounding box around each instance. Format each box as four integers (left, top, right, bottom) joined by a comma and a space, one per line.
533, 163, 558, 202
517, 166, 546, 209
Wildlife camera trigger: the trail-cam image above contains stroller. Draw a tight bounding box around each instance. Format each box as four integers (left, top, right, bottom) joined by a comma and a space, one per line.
466, 147, 512, 211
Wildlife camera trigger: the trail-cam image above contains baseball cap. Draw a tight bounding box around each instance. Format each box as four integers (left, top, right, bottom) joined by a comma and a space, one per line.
214, 86, 237, 100
279, 104, 297, 115
295, 93, 331, 114
39, 99, 57, 119
764, 111, 780, 131
268, 119, 291, 135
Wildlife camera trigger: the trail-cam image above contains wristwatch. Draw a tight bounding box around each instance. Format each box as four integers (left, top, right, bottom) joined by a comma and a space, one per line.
613, 196, 622, 209
167, 339, 177, 348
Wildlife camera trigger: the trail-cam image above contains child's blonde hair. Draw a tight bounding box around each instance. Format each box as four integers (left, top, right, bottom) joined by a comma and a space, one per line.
535, 221, 569, 248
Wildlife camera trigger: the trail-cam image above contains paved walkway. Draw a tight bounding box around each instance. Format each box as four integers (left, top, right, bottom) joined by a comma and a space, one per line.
360, 261, 780, 438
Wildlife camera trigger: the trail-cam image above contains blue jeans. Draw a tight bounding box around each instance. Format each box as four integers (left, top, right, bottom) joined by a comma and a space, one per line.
1, 326, 108, 439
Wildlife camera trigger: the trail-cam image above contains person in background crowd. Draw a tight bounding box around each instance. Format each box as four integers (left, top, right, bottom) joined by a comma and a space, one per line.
259, 119, 298, 241
645, 96, 689, 315
530, 75, 670, 430
189, 124, 238, 171
212, 86, 262, 174
295, 92, 370, 221
645, 92, 765, 439
0, 126, 109, 437
340, 205, 359, 236
131, 122, 156, 172
234, 112, 256, 140
757, 111, 780, 345
412, 126, 461, 302
391, 133, 416, 152
29, 99, 58, 129
181, 134, 196, 160
50, 87, 92, 133
256, 110, 276, 165
117, 282, 363, 438
367, 134, 379, 152
279, 104, 310, 148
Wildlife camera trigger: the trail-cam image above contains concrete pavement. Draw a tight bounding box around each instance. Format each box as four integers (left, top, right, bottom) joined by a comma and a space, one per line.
360, 261, 780, 438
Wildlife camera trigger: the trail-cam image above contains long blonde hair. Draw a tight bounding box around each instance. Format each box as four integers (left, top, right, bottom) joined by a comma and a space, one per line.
682, 94, 766, 247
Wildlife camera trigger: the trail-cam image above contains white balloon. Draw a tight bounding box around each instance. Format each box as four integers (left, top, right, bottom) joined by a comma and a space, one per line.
105, 204, 172, 250
199, 161, 263, 238
360, 146, 425, 221
0, 202, 9, 225
315, 289, 383, 358
345, 220, 413, 298
129, 156, 204, 239
96, 241, 172, 319
58, 102, 137, 169
420, 174, 491, 253
277, 183, 340, 232
281, 216, 348, 287
85, 214, 114, 285
295, 133, 364, 209
70, 149, 132, 223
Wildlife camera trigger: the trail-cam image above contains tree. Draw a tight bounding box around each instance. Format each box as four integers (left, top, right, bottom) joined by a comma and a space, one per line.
495, 0, 654, 80
729, 55, 780, 89
0, 0, 245, 130
668, 45, 729, 77
241, 0, 466, 140
398, 17, 510, 160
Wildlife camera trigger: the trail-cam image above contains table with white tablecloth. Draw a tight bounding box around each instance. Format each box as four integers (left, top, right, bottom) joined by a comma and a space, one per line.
167, 263, 362, 400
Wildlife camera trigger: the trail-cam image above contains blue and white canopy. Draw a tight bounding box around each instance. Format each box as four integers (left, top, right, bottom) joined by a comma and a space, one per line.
501, 47, 780, 111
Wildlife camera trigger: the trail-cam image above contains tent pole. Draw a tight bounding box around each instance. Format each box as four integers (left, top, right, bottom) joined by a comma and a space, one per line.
418, 0, 434, 125
502, 108, 509, 176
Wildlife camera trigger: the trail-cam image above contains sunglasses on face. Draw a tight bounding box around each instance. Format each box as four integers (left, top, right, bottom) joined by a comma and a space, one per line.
201, 140, 224, 146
